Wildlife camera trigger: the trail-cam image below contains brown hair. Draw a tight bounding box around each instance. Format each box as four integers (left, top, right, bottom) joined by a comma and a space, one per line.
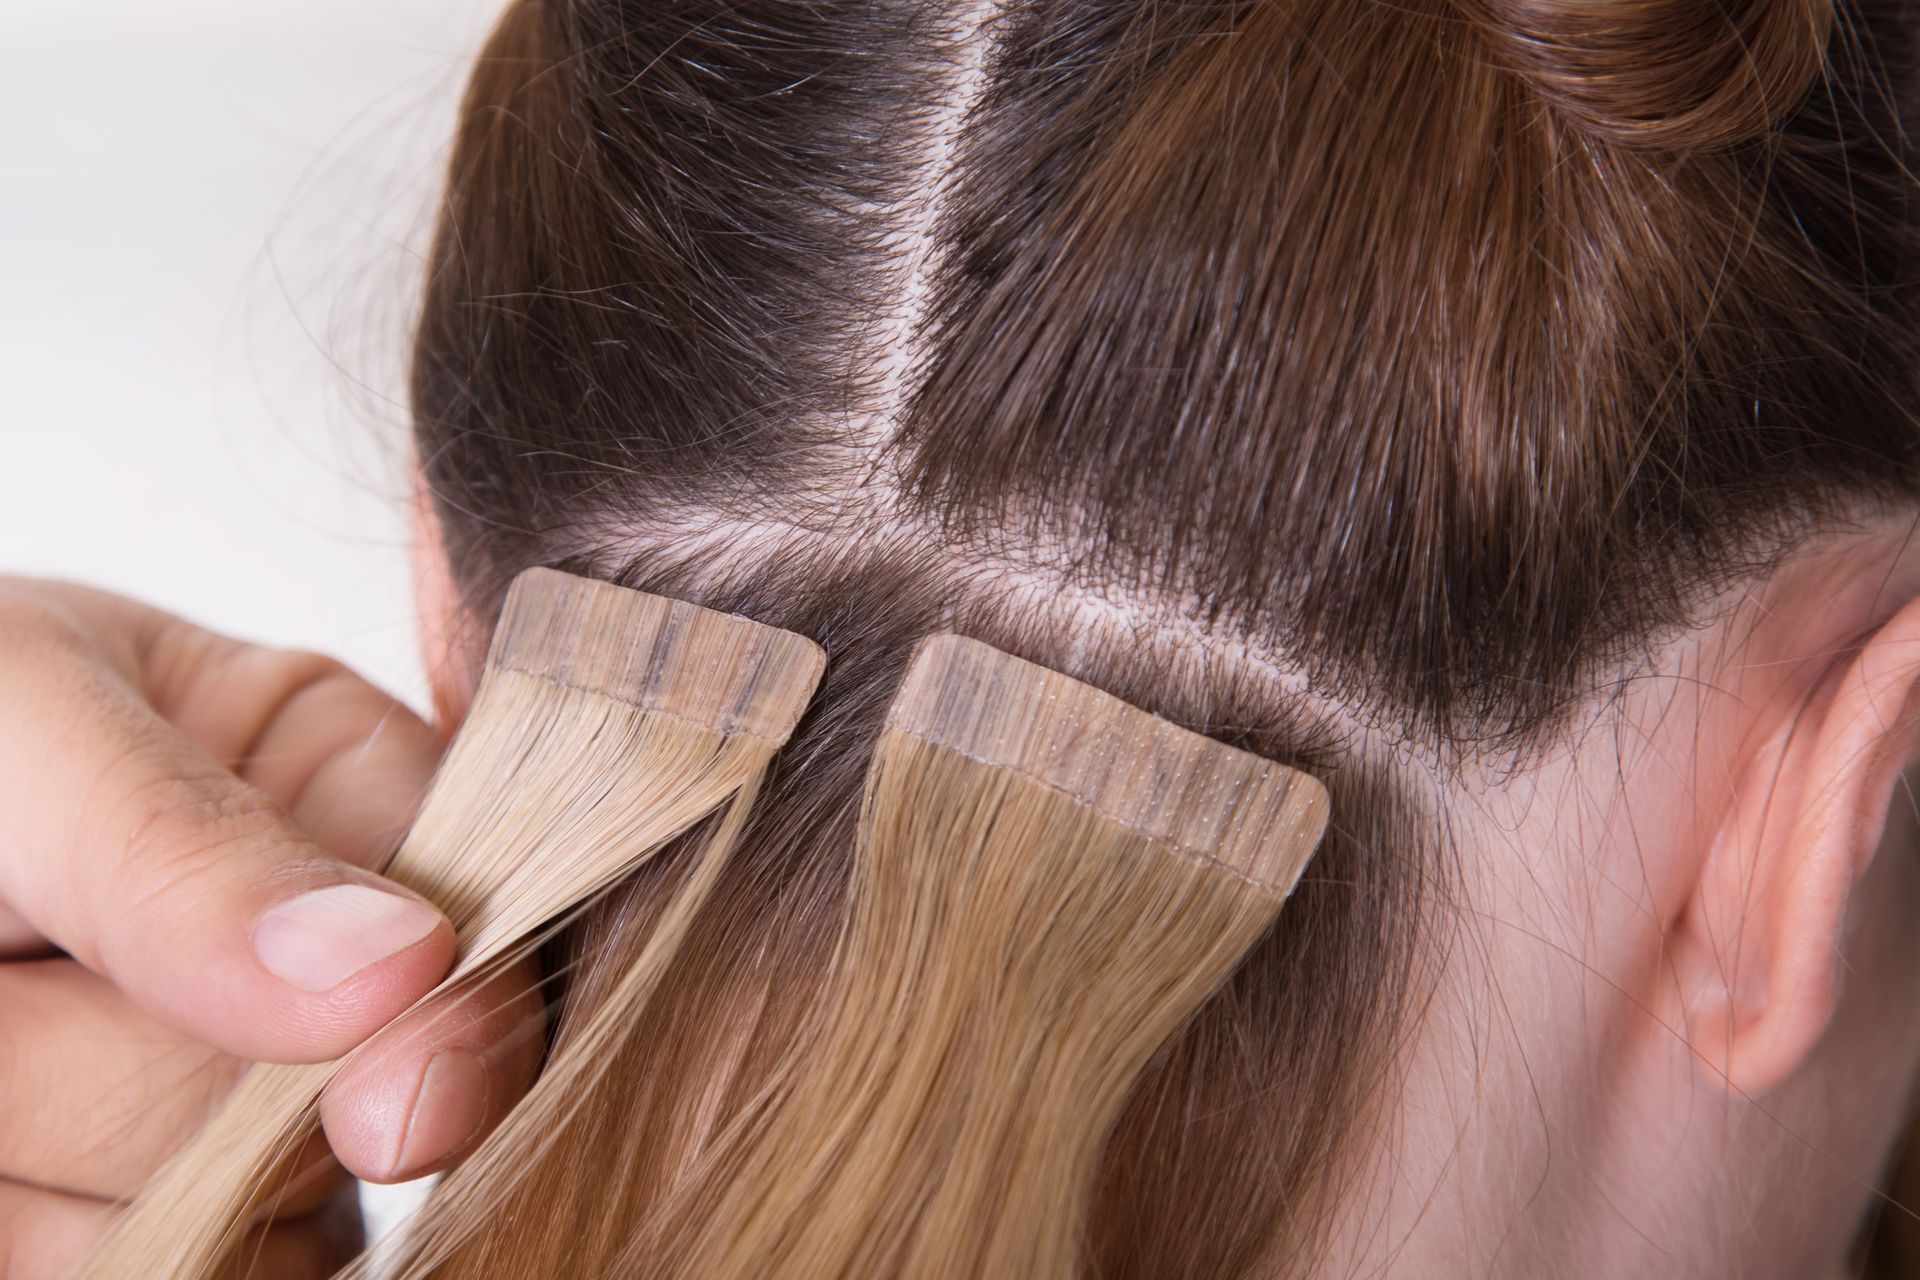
409, 0, 1920, 1273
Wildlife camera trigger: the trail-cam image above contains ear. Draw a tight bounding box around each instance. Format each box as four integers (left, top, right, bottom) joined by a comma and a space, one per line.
1671, 590, 1920, 1096
410, 460, 482, 735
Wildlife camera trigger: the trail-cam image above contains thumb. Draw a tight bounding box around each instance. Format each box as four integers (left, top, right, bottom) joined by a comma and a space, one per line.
0, 605, 453, 1062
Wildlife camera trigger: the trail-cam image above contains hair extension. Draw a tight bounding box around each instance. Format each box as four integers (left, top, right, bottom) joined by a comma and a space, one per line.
368, 633, 1328, 1279
73, 570, 824, 1280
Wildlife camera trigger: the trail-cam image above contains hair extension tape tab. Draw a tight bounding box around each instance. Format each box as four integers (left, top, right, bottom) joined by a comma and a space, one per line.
488, 568, 826, 743
885, 634, 1329, 895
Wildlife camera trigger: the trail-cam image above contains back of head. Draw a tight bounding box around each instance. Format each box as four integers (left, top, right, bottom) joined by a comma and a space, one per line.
404, 0, 1920, 1275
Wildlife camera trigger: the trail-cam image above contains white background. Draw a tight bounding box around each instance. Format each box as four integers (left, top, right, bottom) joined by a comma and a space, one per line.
1, 0, 500, 707
0, 0, 503, 1239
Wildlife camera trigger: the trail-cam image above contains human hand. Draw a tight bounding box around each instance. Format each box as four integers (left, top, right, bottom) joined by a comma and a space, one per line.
0, 578, 542, 1276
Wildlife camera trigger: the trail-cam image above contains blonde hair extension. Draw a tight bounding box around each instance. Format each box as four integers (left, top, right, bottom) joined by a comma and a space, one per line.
606, 633, 1329, 1278
73, 568, 825, 1280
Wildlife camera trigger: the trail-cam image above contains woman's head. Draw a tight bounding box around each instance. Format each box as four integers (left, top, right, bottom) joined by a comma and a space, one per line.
408, 0, 1920, 1273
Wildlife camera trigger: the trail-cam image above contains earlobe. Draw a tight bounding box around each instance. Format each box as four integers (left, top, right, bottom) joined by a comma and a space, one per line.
1672, 591, 1920, 1097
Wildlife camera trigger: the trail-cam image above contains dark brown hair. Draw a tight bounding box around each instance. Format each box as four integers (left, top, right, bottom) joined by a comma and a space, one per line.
410, 0, 1920, 1273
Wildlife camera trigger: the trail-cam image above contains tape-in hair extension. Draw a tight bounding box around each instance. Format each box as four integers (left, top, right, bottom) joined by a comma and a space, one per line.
385, 632, 1328, 1279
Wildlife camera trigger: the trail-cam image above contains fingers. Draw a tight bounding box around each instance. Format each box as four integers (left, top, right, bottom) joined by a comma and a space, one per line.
0, 582, 539, 1226
0, 959, 230, 1200
0, 960, 349, 1214
0, 1176, 361, 1280
164, 639, 443, 874
321, 956, 547, 1183
0, 591, 454, 1063
62, 578, 445, 876
269, 669, 444, 873
0, 1179, 114, 1280
0, 902, 51, 959
0, 954, 540, 1223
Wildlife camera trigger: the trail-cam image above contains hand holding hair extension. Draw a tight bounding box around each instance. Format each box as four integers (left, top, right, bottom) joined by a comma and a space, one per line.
595, 635, 1329, 1280
70, 569, 825, 1280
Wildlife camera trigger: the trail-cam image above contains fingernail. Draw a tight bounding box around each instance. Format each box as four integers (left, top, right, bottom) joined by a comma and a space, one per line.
252, 883, 443, 993
392, 1047, 489, 1178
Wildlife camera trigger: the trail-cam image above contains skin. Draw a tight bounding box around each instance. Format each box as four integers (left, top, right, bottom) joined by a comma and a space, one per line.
1321, 517, 1920, 1278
